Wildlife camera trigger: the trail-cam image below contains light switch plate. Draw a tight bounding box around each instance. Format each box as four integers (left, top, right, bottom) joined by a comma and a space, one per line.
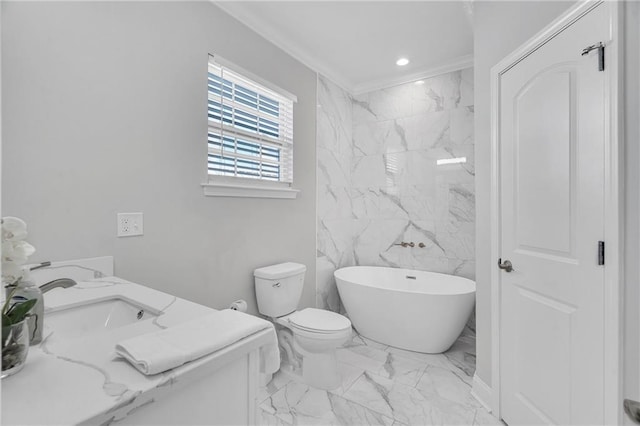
117, 212, 143, 237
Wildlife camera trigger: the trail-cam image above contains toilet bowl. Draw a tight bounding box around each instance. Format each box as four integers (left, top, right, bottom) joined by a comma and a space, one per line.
254, 263, 352, 390
278, 308, 351, 389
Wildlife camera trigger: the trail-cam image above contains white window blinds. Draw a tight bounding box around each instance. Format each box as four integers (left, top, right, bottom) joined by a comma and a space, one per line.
207, 56, 295, 185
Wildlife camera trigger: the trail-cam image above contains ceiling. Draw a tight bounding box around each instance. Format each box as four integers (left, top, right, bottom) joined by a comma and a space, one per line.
214, 1, 474, 94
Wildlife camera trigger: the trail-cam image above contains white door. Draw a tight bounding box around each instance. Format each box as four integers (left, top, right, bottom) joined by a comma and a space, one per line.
499, 4, 609, 425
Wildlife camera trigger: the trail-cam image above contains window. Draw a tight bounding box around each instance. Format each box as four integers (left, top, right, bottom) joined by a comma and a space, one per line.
202, 55, 299, 198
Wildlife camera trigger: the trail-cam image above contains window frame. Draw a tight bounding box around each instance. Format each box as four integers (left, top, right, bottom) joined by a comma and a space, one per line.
202, 55, 299, 199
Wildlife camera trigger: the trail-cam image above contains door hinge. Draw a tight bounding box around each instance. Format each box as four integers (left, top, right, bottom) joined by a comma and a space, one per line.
581, 42, 605, 71
598, 241, 605, 265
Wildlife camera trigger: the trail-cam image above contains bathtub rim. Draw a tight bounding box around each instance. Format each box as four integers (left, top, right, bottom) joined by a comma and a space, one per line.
334, 265, 476, 296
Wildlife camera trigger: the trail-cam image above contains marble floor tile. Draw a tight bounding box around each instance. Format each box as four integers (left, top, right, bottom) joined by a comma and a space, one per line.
343, 371, 477, 425
260, 380, 394, 425
336, 344, 388, 374
443, 333, 476, 378
258, 370, 293, 404
345, 333, 390, 352
377, 351, 428, 387
328, 393, 395, 425
415, 366, 480, 410
259, 409, 292, 426
259, 329, 499, 426
386, 346, 463, 376
333, 362, 366, 396
472, 407, 503, 426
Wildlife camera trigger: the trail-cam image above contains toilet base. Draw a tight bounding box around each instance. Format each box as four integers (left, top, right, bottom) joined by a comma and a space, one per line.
300, 351, 341, 390
277, 352, 342, 391
274, 334, 342, 390
269, 318, 348, 391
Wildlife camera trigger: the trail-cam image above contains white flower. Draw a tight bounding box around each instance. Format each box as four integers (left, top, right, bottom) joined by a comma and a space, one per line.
1, 217, 28, 242
2, 240, 35, 265
2, 261, 25, 284
1, 217, 35, 286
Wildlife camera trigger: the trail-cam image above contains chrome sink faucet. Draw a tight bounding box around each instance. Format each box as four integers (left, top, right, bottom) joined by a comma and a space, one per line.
10, 261, 79, 344
39, 278, 77, 294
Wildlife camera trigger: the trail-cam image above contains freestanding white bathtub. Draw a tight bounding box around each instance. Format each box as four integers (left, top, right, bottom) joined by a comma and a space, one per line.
334, 266, 475, 353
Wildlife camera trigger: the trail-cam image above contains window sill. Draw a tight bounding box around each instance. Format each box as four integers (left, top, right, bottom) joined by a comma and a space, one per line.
201, 182, 300, 199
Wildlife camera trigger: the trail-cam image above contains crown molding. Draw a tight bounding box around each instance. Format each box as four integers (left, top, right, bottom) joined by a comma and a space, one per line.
213, 2, 473, 96
351, 54, 474, 95
212, 1, 355, 92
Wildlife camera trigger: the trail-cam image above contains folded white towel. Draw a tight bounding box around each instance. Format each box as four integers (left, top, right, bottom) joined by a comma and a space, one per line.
115, 310, 280, 376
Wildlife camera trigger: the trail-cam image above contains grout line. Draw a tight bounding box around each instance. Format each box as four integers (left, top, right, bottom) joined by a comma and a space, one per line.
330, 383, 397, 424
337, 370, 365, 396
413, 365, 429, 389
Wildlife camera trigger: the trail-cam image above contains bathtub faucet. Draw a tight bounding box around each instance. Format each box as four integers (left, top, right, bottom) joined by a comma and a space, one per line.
394, 241, 428, 248
395, 242, 415, 248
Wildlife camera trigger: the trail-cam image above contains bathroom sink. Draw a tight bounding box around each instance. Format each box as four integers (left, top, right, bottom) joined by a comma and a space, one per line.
45, 297, 160, 339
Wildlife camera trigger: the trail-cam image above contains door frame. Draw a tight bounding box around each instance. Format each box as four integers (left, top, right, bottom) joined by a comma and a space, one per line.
489, 1, 623, 423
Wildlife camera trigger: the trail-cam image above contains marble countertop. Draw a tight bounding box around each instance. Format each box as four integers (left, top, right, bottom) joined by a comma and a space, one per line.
2, 277, 273, 425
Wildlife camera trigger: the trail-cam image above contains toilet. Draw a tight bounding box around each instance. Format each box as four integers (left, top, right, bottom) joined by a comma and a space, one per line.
254, 262, 352, 390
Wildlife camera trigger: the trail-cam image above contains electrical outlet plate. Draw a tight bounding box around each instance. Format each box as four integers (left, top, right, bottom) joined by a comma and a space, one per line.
117, 212, 143, 237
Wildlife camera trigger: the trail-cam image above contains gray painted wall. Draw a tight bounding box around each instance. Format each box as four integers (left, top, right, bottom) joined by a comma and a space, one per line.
1, 1, 317, 315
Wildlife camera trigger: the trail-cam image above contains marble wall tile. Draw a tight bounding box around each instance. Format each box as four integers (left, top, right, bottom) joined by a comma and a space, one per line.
353, 120, 408, 157
450, 107, 475, 146
398, 185, 437, 221
353, 84, 414, 124
317, 68, 475, 313
401, 111, 452, 152
317, 75, 353, 150
316, 75, 356, 311
316, 255, 343, 313
449, 259, 476, 281
317, 185, 353, 220
352, 155, 388, 188
432, 146, 475, 184
383, 151, 438, 188
317, 219, 358, 267
353, 219, 409, 265
460, 68, 474, 108
317, 147, 351, 188
377, 189, 411, 219
412, 71, 465, 114
351, 187, 382, 219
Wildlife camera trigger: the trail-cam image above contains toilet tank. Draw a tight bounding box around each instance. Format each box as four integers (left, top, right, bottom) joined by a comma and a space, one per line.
254, 262, 306, 317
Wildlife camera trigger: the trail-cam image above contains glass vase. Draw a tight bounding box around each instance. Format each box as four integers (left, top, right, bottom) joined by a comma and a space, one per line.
2, 319, 30, 378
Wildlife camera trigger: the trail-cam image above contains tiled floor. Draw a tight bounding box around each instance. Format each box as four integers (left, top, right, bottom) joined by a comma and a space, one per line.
258, 328, 499, 425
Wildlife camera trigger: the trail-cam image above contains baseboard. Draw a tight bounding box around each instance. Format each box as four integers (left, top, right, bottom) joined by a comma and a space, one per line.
471, 373, 493, 412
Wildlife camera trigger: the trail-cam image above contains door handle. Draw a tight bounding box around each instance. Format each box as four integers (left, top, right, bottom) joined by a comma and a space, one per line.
498, 258, 514, 272
624, 399, 640, 424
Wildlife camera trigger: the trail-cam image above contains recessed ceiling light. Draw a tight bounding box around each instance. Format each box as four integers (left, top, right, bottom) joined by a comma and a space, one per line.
396, 58, 410, 66
415, 80, 425, 85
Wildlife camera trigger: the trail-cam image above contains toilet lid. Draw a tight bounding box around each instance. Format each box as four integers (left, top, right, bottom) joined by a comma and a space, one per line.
288, 308, 351, 333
